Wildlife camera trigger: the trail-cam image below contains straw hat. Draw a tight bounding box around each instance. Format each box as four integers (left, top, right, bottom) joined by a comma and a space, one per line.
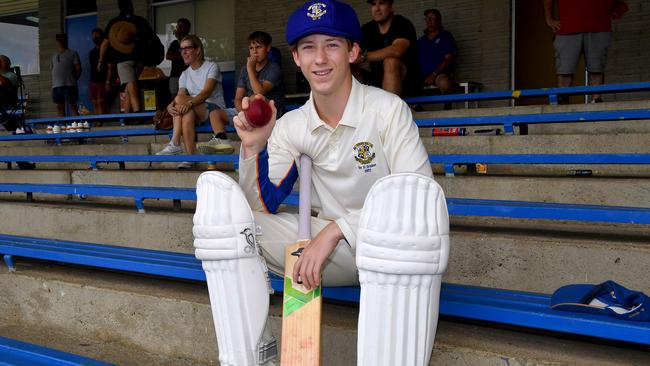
108, 20, 137, 54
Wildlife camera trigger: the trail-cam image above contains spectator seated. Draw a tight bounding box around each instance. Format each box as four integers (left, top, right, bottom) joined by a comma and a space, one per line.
0, 67, 24, 132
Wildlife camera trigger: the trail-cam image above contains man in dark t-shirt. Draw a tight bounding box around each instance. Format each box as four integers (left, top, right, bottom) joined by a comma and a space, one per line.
357, 0, 420, 96
166, 18, 191, 96
89, 28, 110, 114
418, 9, 457, 96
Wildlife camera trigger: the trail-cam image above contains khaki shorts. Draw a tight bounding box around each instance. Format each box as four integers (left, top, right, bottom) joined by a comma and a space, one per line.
554, 32, 611, 75
253, 211, 359, 287
117, 60, 137, 84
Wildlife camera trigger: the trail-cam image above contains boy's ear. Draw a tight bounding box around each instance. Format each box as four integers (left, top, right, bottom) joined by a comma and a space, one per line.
348, 42, 361, 63
291, 48, 301, 67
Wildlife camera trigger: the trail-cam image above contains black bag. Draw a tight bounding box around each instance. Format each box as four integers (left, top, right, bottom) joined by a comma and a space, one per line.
140, 35, 164, 66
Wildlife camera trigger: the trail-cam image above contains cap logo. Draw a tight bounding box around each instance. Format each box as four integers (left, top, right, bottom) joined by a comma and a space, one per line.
307, 3, 327, 20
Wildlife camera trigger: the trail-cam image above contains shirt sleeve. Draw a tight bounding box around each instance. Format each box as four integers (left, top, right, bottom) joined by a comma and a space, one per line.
178, 70, 187, 90
442, 31, 458, 56
263, 63, 282, 88
238, 117, 300, 213
207, 62, 222, 83
237, 66, 248, 89
382, 98, 433, 177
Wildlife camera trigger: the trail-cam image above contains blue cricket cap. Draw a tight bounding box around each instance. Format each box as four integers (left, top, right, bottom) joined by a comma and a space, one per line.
550, 280, 650, 322
286, 0, 362, 45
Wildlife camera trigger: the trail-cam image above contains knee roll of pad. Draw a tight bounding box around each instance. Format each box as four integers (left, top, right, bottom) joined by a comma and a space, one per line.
193, 171, 277, 365
356, 173, 450, 275
194, 171, 260, 261
356, 173, 449, 366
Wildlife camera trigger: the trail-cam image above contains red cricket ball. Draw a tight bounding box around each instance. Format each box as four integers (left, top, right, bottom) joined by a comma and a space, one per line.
245, 98, 272, 128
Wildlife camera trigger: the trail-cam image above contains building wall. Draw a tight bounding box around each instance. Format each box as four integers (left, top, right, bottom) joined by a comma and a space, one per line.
19, 0, 650, 117
234, 0, 512, 94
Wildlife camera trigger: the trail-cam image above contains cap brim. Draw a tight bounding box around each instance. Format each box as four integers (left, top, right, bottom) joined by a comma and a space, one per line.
288, 26, 359, 45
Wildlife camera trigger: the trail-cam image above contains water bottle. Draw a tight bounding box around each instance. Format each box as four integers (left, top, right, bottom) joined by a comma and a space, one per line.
432, 127, 467, 136
567, 169, 592, 176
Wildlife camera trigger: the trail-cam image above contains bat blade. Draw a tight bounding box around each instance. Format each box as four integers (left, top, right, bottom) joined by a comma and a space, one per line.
281, 239, 322, 365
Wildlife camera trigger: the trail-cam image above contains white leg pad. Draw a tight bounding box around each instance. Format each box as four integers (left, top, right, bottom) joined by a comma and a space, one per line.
194, 171, 277, 366
356, 173, 450, 366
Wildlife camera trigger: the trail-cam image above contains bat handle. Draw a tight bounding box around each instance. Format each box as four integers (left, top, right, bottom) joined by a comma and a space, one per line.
298, 154, 312, 241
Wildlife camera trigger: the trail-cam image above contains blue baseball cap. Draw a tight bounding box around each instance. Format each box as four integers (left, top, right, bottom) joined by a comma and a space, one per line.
286, 0, 362, 45
551, 280, 650, 322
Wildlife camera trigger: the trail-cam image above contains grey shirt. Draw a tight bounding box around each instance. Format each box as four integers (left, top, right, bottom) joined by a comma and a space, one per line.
51, 49, 80, 88
238, 61, 285, 113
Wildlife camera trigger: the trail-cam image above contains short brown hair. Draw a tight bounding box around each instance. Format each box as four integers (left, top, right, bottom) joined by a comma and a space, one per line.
248, 31, 272, 46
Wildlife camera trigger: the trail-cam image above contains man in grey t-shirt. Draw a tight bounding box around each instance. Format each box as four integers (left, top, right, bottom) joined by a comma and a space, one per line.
51, 33, 81, 116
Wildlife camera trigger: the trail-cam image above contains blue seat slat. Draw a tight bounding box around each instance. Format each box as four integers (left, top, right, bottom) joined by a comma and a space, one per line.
3, 235, 649, 345
1, 183, 648, 224
0, 336, 114, 366
405, 81, 650, 104
7, 107, 650, 143
440, 285, 650, 344
0, 242, 200, 270
428, 153, 650, 165
447, 198, 650, 224
0, 234, 197, 263
0, 155, 239, 164
416, 108, 650, 128
25, 112, 156, 125
1, 153, 648, 165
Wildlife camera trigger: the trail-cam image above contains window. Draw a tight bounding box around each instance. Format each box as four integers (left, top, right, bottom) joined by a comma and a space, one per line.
0, 12, 39, 75
153, 0, 234, 74
66, 0, 97, 16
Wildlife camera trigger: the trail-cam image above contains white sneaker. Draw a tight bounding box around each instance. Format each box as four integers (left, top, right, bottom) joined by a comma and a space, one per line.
177, 161, 195, 169
197, 137, 235, 155
156, 142, 183, 155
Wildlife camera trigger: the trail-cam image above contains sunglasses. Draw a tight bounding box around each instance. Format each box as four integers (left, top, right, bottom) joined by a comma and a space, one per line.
180, 46, 196, 53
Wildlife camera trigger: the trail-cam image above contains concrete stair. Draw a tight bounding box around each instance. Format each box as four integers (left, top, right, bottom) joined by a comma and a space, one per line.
2, 261, 649, 365
1, 101, 649, 364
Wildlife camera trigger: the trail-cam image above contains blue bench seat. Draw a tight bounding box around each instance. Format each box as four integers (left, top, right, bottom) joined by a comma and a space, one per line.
1, 234, 648, 346
0, 335, 114, 366
405, 81, 650, 106
24, 112, 156, 126
416, 108, 650, 134
428, 153, 650, 176
0, 154, 239, 170
0, 124, 218, 145
1, 182, 649, 223
4, 108, 650, 143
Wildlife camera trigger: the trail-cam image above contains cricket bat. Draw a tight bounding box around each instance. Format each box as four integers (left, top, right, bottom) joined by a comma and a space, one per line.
281, 154, 321, 365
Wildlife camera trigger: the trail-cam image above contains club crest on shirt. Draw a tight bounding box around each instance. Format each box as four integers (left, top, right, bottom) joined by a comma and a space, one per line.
353, 141, 377, 173
307, 3, 327, 20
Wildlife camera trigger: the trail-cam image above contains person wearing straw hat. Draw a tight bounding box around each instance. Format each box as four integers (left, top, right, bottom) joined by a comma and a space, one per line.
98, 0, 157, 113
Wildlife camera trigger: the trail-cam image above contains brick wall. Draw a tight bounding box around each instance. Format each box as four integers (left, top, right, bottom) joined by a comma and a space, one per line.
27, 0, 650, 117
234, 0, 512, 94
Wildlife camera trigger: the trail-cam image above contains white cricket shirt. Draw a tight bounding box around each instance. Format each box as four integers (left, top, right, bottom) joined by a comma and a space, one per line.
239, 77, 432, 249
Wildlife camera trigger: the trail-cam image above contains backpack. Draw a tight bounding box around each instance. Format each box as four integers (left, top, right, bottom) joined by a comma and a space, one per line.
138, 31, 164, 66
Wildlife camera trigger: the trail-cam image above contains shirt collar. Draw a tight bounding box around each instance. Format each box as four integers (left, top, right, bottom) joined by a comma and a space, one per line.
305, 77, 364, 132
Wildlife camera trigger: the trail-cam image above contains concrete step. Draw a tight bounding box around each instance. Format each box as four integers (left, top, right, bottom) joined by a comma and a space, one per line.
0, 201, 648, 295
2, 169, 647, 208
1, 262, 649, 365
422, 133, 650, 154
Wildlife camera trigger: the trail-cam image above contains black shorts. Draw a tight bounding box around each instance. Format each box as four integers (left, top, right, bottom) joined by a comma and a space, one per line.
52, 86, 79, 104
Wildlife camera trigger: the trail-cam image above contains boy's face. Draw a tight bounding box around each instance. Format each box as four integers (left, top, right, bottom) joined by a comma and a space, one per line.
292, 34, 359, 97
248, 41, 271, 62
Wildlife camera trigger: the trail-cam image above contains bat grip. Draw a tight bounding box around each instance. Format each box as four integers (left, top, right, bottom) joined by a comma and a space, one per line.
298, 154, 312, 241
